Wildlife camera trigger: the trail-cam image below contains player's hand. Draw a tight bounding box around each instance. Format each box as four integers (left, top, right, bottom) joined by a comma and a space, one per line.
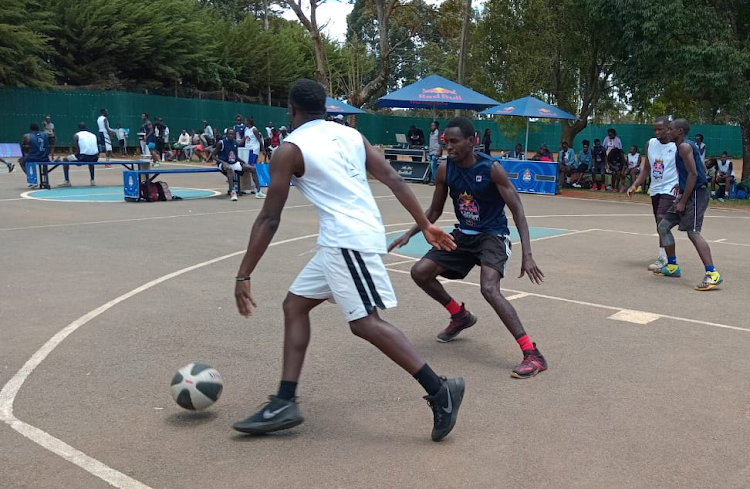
626, 185, 636, 199
519, 254, 544, 284
422, 224, 456, 251
674, 200, 687, 214
671, 184, 680, 196
388, 233, 411, 252
234, 279, 257, 317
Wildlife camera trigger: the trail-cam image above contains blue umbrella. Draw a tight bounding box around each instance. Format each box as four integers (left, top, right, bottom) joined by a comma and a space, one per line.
480, 96, 577, 155
377, 75, 500, 112
325, 97, 366, 115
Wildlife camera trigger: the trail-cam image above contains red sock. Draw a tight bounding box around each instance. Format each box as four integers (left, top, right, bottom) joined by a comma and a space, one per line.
516, 334, 534, 352
444, 299, 462, 316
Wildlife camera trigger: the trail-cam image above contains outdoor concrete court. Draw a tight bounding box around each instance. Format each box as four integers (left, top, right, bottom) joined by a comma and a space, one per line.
1, 163, 749, 489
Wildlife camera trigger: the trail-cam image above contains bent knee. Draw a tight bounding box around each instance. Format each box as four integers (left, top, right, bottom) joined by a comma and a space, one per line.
410, 261, 434, 285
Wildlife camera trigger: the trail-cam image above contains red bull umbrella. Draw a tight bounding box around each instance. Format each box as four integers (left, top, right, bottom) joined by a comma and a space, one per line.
479, 96, 578, 156
377, 74, 500, 110
325, 96, 366, 115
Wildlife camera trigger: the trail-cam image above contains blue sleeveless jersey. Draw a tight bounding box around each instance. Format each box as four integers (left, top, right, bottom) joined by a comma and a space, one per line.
675, 139, 707, 190
26, 131, 50, 162
218, 138, 238, 163
446, 152, 509, 235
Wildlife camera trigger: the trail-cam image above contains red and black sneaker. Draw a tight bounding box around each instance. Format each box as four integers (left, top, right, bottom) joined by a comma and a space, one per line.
437, 304, 478, 342
511, 343, 548, 379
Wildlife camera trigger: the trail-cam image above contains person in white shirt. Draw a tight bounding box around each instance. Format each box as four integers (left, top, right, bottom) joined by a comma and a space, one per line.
96, 108, 115, 164
231, 79, 465, 442
627, 117, 679, 271
623, 145, 641, 191
115, 124, 128, 156
59, 122, 99, 187
242, 116, 264, 164
713, 151, 735, 201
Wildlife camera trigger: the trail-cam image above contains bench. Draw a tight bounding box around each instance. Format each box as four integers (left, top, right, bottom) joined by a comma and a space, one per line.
26, 160, 145, 189
123, 163, 274, 202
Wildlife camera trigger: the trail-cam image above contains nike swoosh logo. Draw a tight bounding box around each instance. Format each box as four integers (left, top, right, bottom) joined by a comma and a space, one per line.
262, 405, 290, 419
442, 384, 452, 414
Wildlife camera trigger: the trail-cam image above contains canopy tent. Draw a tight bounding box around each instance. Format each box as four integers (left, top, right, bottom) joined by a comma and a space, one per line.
325, 97, 366, 115
377, 75, 500, 114
480, 96, 577, 155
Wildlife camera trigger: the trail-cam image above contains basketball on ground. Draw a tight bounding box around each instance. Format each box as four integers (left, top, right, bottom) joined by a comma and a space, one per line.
170, 363, 223, 410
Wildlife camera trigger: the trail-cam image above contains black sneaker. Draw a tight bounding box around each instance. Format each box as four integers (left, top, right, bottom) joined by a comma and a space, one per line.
424, 377, 465, 442
232, 396, 304, 434
8, 162, 14, 173
437, 304, 477, 342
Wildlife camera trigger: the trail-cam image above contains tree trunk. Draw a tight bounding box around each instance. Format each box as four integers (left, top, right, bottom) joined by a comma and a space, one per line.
286, 0, 330, 92
741, 109, 750, 180
455, 0, 471, 117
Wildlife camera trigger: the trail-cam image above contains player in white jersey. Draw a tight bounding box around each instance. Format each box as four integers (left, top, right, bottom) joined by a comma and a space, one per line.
96, 108, 114, 164
627, 117, 679, 270
232, 79, 465, 442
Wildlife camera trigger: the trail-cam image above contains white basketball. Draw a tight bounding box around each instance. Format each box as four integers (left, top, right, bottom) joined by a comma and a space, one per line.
170, 363, 223, 411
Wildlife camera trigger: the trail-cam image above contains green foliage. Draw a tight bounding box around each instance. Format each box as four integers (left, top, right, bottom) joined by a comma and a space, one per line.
0, 0, 56, 87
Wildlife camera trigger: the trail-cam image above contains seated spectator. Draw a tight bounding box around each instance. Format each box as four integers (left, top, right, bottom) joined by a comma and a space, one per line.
603, 128, 622, 153
558, 141, 577, 188
210, 128, 265, 201
622, 145, 641, 191
714, 151, 736, 201
505, 143, 526, 160
532, 144, 553, 161
407, 125, 425, 147
19, 123, 50, 178
606, 147, 625, 192
590, 138, 607, 191
279, 126, 289, 143
58, 122, 98, 187
706, 158, 717, 193
269, 128, 281, 153
572, 140, 592, 188
175, 129, 190, 150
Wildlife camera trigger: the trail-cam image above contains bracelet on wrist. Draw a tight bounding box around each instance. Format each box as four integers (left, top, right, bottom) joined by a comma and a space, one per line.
236, 276, 251, 281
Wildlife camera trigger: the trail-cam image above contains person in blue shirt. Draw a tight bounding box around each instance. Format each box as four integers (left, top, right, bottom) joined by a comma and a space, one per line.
655, 118, 722, 290
390, 116, 547, 379
572, 139, 592, 188
558, 140, 577, 189
233, 114, 246, 140
19, 123, 50, 180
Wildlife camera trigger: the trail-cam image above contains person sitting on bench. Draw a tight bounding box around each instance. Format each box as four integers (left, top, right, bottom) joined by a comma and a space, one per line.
20, 123, 50, 181
210, 128, 265, 201
58, 122, 98, 187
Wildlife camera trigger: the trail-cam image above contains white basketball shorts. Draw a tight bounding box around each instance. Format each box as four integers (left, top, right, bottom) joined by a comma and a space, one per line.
289, 246, 397, 322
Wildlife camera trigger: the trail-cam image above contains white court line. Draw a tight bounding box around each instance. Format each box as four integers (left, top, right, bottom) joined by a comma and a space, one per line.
386, 267, 750, 334
0, 233, 320, 489
589, 228, 750, 248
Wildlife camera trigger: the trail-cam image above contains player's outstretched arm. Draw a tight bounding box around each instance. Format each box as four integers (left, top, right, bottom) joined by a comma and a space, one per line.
363, 137, 455, 252
234, 143, 299, 317
492, 162, 544, 284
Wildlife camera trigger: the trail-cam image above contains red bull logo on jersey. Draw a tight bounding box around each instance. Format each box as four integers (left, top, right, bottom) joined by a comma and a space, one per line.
522, 169, 532, 184
458, 191, 480, 226
419, 87, 462, 101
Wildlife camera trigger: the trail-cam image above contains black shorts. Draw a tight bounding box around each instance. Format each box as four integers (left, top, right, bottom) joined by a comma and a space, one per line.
662, 186, 709, 233
424, 229, 511, 279
47, 136, 56, 146
651, 194, 676, 223
155, 139, 165, 153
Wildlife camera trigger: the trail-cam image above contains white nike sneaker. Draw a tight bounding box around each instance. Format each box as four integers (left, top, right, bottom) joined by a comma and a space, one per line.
648, 255, 668, 271
230, 190, 238, 201
232, 396, 303, 434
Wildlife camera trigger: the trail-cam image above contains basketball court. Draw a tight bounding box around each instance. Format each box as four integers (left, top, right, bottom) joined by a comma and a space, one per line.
1, 164, 749, 488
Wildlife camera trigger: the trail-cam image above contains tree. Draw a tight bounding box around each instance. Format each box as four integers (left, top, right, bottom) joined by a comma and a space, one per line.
0, 0, 55, 87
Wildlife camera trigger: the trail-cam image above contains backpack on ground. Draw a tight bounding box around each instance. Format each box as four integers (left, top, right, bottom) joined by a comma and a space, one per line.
139, 181, 175, 201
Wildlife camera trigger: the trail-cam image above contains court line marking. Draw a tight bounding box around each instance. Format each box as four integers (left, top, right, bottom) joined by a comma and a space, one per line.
385, 267, 750, 334
20, 187, 221, 203
0, 233, 318, 489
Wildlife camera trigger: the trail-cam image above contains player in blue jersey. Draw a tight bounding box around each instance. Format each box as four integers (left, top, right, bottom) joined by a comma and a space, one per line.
655, 118, 722, 290
19, 123, 50, 182
389, 117, 547, 379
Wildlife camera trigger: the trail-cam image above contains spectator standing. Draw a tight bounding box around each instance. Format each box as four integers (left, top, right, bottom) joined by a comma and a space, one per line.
115, 124, 128, 156
96, 108, 115, 165
152, 118, 167, 166
591, 139, 607, 191
428, 121, 442, 185
482, 129, 491, 154
43, 115, 56, 158
203, 120, 214, 146
572, 140, 592, 188
234, 115, 246, 140
265, 121, 274, 138
695, 134, 706, 167
243, 117, 264, 164
58, 122, 98, 187
138, 113, 152, 160
603, 128, 622, 153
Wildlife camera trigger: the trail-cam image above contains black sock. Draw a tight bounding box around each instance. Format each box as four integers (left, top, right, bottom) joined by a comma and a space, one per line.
277, 380, 298, 400
414, 364, 442, 396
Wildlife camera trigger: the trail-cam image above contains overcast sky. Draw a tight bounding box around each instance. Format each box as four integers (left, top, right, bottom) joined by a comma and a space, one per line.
282, 2, 355, 43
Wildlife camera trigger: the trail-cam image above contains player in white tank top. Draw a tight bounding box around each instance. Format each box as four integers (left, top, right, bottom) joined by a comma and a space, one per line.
627, 117, 679, 271
231, 79, 465, 442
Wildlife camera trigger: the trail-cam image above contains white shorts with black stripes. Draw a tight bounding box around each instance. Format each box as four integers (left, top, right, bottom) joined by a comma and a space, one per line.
289, 246, 397, 322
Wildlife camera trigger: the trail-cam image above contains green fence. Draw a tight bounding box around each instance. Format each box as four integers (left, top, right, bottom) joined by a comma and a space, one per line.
0, 88, 743, 158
